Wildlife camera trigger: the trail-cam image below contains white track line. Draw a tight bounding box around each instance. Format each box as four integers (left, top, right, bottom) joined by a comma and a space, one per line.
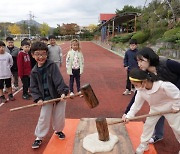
61, 46, 70, 58
13, 87, 23, 96
61, 46, 70, 50
0, 103, 5, 107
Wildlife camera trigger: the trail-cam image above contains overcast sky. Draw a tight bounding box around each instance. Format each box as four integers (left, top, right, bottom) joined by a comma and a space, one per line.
0, 0, 152, 27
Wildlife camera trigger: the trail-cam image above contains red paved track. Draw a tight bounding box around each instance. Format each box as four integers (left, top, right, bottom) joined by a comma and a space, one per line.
0, 42, 179, 154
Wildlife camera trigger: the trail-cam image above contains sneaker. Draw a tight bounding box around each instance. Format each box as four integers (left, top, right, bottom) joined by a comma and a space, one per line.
78, 91, 83, 97
32, 140, 42, 149
70, 92, 74, 97
12, 85, 19, 91
27, 93, 32, 97
0, 95, 7, 103
3, 88, 7, 94
136, 143, 149, 154
131, 88, 136, 93
8, 93, 15, 101
22, 94, 30, 100
148, 136, 163, 144
123, 89, 131, 95
55, 131, 65, 140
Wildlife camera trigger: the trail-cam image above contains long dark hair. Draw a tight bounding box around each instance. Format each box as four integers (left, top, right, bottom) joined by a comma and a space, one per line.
136, 47, 159, 66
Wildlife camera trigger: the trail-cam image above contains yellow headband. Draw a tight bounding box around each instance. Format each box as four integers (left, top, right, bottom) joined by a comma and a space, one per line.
129, 77, 143, 82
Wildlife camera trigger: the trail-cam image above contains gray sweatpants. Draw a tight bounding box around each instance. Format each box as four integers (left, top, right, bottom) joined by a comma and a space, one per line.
35, 101, 66, 138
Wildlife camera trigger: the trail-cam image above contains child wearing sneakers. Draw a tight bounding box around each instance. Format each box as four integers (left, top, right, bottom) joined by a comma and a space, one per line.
123, 68, 180, 154
17, 40, 32, 100
123, 39, 138, 95
30, 41, 69, 149
66, 39, 84, 96
0, 41, 15, 103
5, 36, 20, 91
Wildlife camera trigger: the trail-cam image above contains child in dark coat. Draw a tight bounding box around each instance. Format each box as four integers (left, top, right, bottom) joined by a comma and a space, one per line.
30, 41, 69, 149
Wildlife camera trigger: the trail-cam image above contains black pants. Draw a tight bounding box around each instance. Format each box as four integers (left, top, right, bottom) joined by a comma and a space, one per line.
0, 78, 11, 89
69, 69, 80, 93
126, 70, 134, 90
21, 76, 30, 95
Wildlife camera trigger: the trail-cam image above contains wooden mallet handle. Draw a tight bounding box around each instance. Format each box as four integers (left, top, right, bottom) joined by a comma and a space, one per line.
10, 93, 80, 112
108, 110, 179, 125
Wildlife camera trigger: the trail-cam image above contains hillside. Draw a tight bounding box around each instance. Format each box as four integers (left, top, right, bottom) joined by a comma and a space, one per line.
16, 20, 41, 27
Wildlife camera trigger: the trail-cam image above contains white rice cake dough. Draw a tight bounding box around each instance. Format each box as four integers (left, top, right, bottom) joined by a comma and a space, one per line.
82, 133, 119, 153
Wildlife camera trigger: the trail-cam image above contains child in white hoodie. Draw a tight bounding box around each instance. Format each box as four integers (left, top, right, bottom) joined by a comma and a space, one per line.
0, 41, 15, 103
123, 68, 180, 154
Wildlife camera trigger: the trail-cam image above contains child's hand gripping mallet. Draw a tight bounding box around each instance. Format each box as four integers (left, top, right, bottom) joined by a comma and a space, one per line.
10, 83, 99, 112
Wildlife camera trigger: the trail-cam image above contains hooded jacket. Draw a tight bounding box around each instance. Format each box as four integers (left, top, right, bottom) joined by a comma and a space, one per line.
30, 60, 69, 103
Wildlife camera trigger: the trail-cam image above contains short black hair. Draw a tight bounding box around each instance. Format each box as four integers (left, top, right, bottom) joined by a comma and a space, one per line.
130, 68, 159, 82
40, 37, 48, 41
129, 39, 137, 45
136, 47, 159, 66
31, 41, 48, 53
21, 40, 30, 46
48, 35, 56, 40
22, 38, 30, 42
0, 41, 6, 47
6, 36, 14, 42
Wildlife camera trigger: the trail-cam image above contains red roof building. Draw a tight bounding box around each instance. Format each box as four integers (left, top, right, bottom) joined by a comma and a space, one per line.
99, 13, 116, 22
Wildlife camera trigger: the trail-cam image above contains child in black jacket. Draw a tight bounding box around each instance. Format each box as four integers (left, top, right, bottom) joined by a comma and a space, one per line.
30, 41, 69, 149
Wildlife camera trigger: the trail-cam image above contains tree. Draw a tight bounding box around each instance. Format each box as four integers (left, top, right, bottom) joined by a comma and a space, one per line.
8, 24, 21, 34
31, 25, 40, 36
61, 23, 80, 35
116, 5, 142, 14
165, 0, 180, 23
53, 24, 61, 36
39, 23, 50, 36
87, 24, 98, 33
18, 21, 28, 34
0, 22, 12, 37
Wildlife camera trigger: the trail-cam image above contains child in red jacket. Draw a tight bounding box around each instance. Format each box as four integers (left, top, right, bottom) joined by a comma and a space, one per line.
17, 40, 31, 99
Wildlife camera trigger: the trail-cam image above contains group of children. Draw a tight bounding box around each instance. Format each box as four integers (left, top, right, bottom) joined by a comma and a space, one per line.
0, 36, 84, 149
1, 36, 179, 153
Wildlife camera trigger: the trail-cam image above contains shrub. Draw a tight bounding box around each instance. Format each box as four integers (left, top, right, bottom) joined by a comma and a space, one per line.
118, 33, 134, 43
110, 33, 134, 43
131, 31, 150, 44
163, 27, 180, 43
148, 28, 167, 44
110, 36, 121, 43
175, 32, 180, 45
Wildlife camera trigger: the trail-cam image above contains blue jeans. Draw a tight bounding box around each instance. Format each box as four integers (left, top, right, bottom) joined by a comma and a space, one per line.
153, 116, 164, 138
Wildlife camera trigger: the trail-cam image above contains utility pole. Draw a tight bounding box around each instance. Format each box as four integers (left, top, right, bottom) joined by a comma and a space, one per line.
4, 26, 7, 39
28, 11, 35, 39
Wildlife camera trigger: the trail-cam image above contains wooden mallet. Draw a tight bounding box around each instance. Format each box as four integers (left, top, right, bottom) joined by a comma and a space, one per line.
10, 83, 99, 112
108, 110, 180, 125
